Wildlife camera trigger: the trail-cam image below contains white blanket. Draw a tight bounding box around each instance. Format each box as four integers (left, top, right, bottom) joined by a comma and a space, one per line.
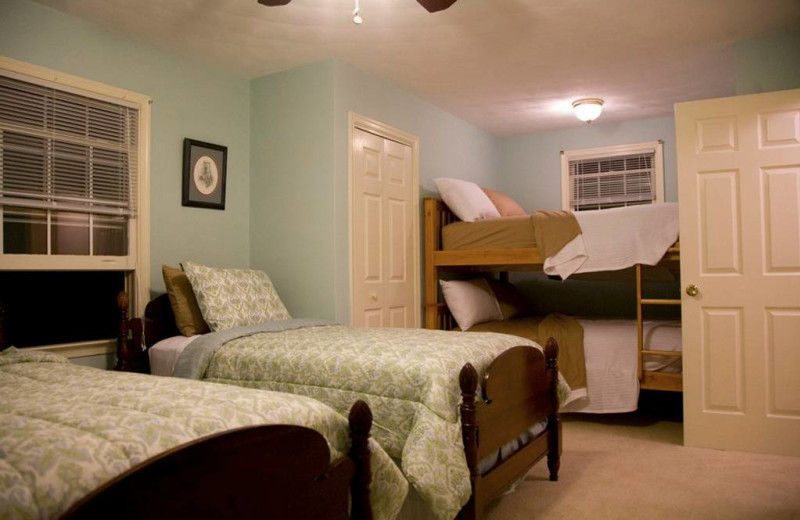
544, 203, 679, 279
561, 318, 682, 414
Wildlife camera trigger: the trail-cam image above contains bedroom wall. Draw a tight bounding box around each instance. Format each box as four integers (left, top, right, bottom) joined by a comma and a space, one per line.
0, 0, 253, 293
735, 28, 800, 95
247, 58, 502, 323
498, 116, 678, 212
1, 0, 252, 366
249, 61, 337, 321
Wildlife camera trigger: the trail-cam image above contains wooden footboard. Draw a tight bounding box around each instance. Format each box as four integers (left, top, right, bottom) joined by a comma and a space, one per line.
458, 340, 561, 519
62, 400, 375, 520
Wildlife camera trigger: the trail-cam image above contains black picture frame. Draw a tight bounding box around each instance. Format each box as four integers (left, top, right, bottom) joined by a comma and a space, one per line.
182, 138, 228, 210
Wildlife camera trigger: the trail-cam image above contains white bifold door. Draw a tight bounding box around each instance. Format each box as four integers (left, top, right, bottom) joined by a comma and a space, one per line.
676, 88, 800, 456
351, 125, 419, 328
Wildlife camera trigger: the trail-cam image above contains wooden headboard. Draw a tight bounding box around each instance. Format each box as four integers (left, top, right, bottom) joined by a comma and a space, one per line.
142, 293, 179, 348
115, 292, 178, 373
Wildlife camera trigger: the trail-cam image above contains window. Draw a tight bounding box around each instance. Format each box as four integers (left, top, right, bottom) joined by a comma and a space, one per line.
0, 58, 150, 354
561, 141, 664, 211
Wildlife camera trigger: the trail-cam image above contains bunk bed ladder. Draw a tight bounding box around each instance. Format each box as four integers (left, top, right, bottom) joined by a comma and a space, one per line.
635, 264, 682, 392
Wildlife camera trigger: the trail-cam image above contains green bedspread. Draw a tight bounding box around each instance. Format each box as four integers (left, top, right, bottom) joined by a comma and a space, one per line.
0, 349, 407, 520
174, 322, 573, 520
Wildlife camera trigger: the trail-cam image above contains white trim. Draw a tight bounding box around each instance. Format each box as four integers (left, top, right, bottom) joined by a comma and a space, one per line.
0, 56, 151, 317
348, 112, 421, 327
0, 57, 149, 359
560, 140, 664, 210
26, 338, 115, 359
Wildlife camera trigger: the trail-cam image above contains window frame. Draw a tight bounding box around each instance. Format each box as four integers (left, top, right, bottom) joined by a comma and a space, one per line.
560, 140, 665, 211
0, 57, 150, 356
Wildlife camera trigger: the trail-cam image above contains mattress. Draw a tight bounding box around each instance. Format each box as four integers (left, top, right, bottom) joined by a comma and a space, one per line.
563, 318, 682, 413
469, 317, 681, 414
442, 215, 537, 250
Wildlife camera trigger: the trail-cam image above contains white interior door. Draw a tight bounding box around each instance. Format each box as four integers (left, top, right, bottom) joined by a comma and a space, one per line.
676, 88, 800, 456
351, 124, 418, 328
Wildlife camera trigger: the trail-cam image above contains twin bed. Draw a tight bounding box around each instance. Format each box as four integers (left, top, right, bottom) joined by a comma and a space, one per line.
129, 281, 566, 520
0, 347, 405, 520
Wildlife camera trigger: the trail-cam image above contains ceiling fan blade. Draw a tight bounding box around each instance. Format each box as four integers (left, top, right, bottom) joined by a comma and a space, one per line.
415, 0, 458, 12
257, 0, 292, 6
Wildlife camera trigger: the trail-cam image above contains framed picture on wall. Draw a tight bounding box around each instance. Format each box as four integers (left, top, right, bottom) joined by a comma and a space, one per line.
182, 138, 228, 210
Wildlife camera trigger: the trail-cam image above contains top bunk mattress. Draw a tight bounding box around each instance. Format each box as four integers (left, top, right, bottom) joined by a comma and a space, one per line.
442, 215, 538, 250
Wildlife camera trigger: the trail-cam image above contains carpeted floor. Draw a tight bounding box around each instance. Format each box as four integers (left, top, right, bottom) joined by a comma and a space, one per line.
484, 392, 800, 520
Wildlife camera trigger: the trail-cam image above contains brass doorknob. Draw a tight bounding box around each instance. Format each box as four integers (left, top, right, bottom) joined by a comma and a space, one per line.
686, 284, 699, 297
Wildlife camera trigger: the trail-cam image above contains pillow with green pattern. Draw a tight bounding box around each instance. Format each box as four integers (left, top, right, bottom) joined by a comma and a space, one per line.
181, 262, 291, 331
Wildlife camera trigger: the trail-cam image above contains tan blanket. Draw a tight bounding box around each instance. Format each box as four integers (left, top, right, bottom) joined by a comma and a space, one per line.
532, 210, 582, 260
469, 313, 587, 392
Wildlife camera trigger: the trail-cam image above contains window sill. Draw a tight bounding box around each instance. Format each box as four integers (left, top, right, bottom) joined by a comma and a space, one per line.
26, 338, 115, 359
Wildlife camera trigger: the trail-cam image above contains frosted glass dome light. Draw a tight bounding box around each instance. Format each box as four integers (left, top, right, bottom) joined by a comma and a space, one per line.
572, 98, 604, 123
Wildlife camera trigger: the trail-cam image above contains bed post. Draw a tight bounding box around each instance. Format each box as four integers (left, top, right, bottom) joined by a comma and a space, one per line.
0, 300, 5, 351
458, 362, 479, 520
424, 198, 441, 330
115, 291, 148, 373
545, 338, 561, 481
348, 400, 374, 520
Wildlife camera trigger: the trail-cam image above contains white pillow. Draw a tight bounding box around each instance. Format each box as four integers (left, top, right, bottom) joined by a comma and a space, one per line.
434, 177, 501, 222
440, 278, 503, 330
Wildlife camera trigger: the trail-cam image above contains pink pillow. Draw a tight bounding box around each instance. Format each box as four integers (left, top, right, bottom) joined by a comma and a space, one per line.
482, 187, 527, 216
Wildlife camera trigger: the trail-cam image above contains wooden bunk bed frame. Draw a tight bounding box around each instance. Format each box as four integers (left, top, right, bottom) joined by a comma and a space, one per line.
424, 196, 682, 393
116, 292, 563, 520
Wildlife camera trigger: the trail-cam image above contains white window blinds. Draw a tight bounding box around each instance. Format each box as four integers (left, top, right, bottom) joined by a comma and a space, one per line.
561, 141, 664, 212
0, 75, 138, 217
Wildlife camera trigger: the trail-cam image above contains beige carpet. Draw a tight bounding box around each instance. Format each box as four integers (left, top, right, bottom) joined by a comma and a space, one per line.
484, 408, 800, 520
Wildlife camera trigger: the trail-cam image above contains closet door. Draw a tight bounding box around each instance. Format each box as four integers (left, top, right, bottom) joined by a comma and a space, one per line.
351, 125, 418, 328
676, 88, 800, 456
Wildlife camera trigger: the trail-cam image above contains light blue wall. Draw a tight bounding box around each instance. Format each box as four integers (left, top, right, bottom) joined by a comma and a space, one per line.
248, 59, 502, 322
499, 116, 677, 211
735, 28, 800, 95
249, 61, 337, 320
331, 60, 501, 323
1, 0, 253, 295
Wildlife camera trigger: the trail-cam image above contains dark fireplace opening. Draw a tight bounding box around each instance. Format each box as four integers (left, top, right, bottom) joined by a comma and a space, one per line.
0, 271, 125, 349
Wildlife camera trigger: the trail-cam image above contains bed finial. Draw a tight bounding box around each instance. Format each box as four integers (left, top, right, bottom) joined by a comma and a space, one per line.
544, 337, 561, 481
348, 400, 374, 520
115, 291, 147, 373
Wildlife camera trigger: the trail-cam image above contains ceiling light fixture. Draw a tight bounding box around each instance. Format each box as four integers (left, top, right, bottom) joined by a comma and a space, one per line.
572, 98, 604, 123
353, 0, 363, 24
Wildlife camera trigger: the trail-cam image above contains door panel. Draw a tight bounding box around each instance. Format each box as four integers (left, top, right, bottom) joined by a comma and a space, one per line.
677, 88, 800, 456
351, 126, 417, 328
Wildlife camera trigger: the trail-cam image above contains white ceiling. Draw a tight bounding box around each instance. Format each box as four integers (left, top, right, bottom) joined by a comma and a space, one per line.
33, 0, 800, 136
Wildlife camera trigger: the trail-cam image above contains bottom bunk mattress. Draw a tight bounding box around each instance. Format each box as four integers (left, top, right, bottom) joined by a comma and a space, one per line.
470, 317, 682, 413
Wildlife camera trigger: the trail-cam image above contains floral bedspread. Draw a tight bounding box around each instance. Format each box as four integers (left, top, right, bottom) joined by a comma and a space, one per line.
175, 323, 572, 520
0, 349, 406, 520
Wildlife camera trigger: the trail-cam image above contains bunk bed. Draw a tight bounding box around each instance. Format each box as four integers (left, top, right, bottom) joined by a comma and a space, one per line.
0, 348, 406, 520
424, 196, 683, 396
122, 283, 566, 520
